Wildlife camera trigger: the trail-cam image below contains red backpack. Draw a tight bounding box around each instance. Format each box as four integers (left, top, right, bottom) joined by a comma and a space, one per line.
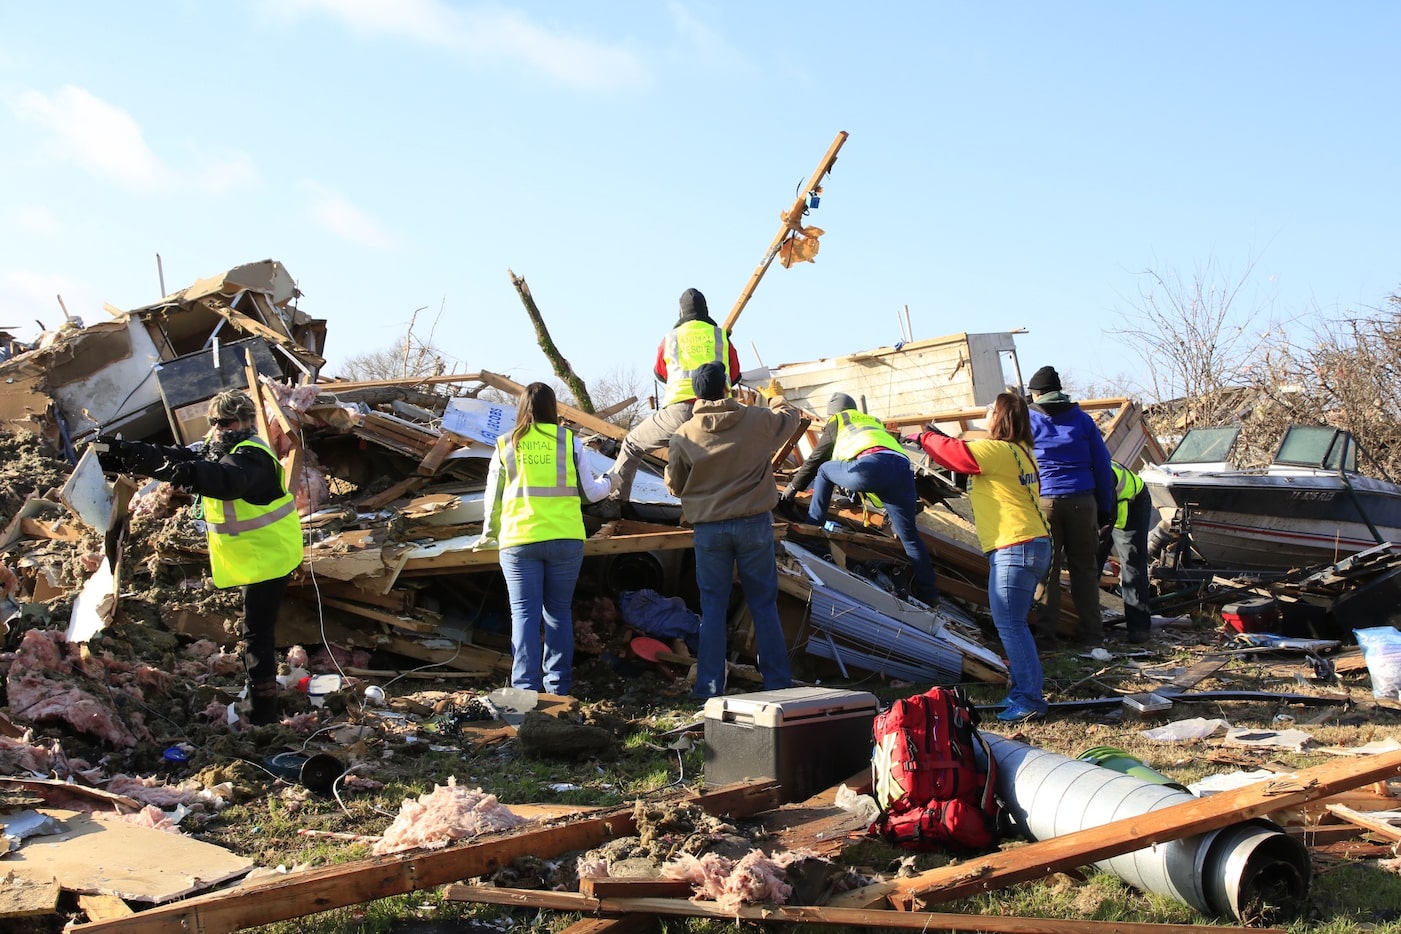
868, 686, 1001, 853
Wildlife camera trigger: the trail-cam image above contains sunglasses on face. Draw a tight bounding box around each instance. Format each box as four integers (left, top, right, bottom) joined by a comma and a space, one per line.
208, 416, 243, 428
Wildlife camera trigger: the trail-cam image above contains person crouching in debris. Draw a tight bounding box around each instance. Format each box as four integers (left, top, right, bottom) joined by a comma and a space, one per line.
604, 288, 742, 518
903, 392, 1053, 722
477, 382, 615, 696
95, 390, 304, 726
665, 362, 800, 699
780, 392, 941, 606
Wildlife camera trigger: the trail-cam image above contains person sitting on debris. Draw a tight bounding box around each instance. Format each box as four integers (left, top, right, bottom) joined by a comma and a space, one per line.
665, 362, 800, 699
1026, 365, 1116, 644
904, 392, 1053, 722
477, 382, 615, 697
780, 392, 940, 606
94, 389, 303, 727
604, 288, 742, 517
1098, 459, 1154, 645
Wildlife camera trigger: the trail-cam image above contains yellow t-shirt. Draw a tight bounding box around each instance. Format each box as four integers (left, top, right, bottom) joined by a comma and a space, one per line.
964, 440, 1051, 553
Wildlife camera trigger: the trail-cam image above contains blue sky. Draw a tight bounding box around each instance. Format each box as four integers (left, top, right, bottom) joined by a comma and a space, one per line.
1, 2, 1397, 400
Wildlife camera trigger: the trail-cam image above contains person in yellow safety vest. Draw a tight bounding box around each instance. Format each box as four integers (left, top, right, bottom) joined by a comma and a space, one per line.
604, 288, 742, 515
1096, 460, 1154, 644
93, 390, 304, 726
782, 392, 941, 605
477, 382, 616, 695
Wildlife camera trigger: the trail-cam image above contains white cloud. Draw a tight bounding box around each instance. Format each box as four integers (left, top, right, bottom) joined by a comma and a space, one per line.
303, 182, 397, 250
13, 85, 172, 191
9, 85, 258, 195
11, 205, 62, 236
274, 0, 647, 90
666, 2, 749, 73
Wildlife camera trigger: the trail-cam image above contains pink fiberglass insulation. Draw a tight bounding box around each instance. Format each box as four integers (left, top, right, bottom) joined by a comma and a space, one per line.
372, 777, 530, 855
7, 630, 138, 747
110, 804, 181, 833
664, 850, 793, 913
0, 733, 55, 773
105, 774, 201, 809
286, 645, 310, 669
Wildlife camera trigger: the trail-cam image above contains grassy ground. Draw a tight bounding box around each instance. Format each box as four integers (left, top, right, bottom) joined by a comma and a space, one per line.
174, 617, 1401, 934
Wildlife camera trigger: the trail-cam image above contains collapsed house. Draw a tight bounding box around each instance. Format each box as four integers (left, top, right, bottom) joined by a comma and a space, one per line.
5, 259, 1401, 930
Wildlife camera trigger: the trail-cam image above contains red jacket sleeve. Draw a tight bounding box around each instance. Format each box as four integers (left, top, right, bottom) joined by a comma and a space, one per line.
653, 340, 668, 383
727, 342, 741, 383
916, 432, 982, 474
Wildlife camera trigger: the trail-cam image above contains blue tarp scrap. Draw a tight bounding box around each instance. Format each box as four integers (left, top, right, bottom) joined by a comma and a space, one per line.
617, 589, 700, 651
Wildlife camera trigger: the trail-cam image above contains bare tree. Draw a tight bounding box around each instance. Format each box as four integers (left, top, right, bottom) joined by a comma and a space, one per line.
1110, 255, 1277, 433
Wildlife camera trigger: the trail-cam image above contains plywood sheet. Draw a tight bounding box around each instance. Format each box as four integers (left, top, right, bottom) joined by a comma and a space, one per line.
0, 870, 60, 918
6, 809, 253, 903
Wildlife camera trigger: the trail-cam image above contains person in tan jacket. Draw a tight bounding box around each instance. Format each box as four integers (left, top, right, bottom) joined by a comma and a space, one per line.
666, 362, 801, 699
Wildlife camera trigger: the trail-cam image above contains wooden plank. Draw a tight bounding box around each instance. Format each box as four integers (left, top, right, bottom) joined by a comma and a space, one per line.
1325, 804, 1401, 842
318, 596, 437, 633
313, 372, 485, 391
417, 431, 459, 476
445, 886, 1277, 934
772, 416, 811, 467
558, 916, 657, 934
78, 894, 134, 921
243, 351, 272, 445
0, 873, 60, 918
890, 747, 1401, 909
70, 780, 783, 934
579, 877, 693, 899
356, 475, 427, 511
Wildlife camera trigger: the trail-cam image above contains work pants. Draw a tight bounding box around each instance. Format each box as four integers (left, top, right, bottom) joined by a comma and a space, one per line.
1036, 492, 1103, 642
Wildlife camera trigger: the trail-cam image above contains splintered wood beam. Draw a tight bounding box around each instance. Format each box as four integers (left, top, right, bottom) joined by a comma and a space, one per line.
443, 886, 1279, 934
772, 416, 811, 468
70, 780, 783, 934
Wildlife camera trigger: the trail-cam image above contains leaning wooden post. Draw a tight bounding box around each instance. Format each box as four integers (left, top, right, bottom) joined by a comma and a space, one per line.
723, 130, 848, 333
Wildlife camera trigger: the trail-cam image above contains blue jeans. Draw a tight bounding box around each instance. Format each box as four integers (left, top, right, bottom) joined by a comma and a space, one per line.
691, 512, 792, 698
988, 536, 1052, 714
499, 539, 585, 695
806, 451, 940, 603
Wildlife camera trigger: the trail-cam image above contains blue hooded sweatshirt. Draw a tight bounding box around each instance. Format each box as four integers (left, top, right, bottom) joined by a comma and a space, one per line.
1029, 396, 1116, 514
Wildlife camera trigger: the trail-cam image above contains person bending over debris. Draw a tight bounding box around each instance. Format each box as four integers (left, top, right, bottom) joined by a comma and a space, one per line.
604, 288, 742, 517
477, 382, 615, 696
1026, 365, 1116, 644
665, 362, 800, 699
94, 389, 304, 726
780, 392, 941, 606
1097, 459, 1154, 645
904, 392, 1053, 722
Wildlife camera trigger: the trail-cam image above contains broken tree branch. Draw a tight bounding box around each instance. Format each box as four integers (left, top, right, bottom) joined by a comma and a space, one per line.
508, 269, 595, 412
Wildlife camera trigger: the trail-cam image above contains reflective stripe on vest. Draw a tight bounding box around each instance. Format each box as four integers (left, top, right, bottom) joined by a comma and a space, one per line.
830, 410, 906, 462
497, 424, 585, 548
661, 321, 728, 406
203, 436, 304, 589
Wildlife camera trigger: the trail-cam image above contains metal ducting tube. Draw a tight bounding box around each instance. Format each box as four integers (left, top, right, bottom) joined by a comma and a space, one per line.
982, 733, 1310, 923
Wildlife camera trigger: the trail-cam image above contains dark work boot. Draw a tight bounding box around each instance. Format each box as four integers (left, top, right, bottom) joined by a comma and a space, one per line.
249, 680, 280, 726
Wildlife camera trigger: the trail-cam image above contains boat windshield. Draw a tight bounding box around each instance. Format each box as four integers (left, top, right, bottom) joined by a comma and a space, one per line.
1166, 427, 1240, 465
1274, 426, 1356, 471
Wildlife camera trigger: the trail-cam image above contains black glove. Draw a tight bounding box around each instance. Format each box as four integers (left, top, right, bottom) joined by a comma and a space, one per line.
900, 434, 926, 453
93, 435, 129, 473
151, 459, 194, 486
778, 485, 797, 504
1097, 510, 1115, 530
924, 421, 950, 438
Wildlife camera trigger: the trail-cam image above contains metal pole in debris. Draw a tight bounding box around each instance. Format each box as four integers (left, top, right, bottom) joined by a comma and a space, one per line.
723, 130, 849, 333
156, 253, 166, 297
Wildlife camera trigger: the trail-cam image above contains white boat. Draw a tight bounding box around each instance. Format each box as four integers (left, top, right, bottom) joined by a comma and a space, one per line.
1140, 425, 1401, 571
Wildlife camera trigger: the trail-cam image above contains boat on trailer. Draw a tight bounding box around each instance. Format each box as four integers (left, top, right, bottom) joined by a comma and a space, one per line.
1140, 425, 1401, 572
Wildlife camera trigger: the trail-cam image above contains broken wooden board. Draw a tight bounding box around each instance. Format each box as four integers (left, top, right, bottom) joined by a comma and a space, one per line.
0, 870, 60, 918
445, 886, 1280, 934
1324, 804, 1401, 843
6, 809, 253, 903
69, 779, 782, 934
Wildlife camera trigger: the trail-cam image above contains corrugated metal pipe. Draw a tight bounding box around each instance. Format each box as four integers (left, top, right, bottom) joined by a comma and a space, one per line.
982, 733, 1310, 924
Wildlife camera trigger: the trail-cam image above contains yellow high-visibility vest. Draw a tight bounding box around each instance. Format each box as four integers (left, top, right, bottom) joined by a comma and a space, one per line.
1111, 461, 1146, 529
204, 437, 303, 588
660, 321, 729, 406
497, 425, 585, 548
830, 410, 905, 462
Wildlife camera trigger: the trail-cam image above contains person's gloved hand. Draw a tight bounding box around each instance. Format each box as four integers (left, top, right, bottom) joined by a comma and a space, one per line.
1097, 510, 1116, 530
152, 460, 194, 487
756, 377, 783, 400
93, 435, 129, 473
120, 443, 166, 479
777, 484, 798, 506
923, 421, 951, 438
900, 433, 927, 453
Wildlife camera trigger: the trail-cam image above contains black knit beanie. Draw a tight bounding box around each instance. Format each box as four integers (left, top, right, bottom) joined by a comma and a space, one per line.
1028, 366, 1062, 393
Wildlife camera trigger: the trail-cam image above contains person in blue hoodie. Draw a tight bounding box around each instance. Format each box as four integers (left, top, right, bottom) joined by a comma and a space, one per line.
1026, 366, 1116, 644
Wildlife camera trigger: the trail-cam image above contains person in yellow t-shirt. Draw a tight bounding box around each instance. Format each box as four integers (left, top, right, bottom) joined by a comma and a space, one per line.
905, 392, 1052, 722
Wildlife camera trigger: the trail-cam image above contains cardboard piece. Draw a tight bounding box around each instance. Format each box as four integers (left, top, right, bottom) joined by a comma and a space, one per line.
5, 809, 253, 903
